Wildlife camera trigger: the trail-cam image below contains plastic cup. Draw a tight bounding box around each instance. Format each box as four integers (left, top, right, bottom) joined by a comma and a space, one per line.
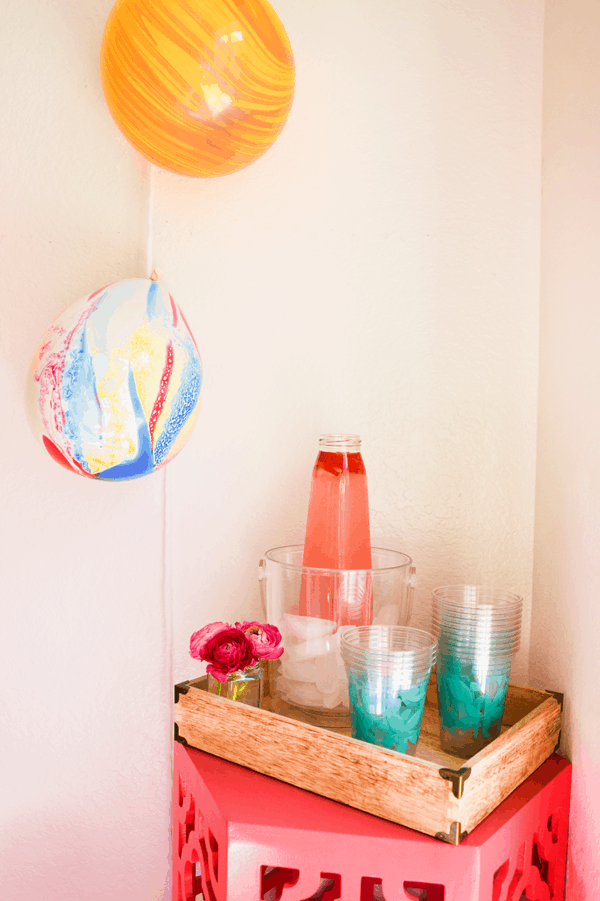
432, 585, 523, 609
259, 547, 415, 717
340, 626, 437, 755
433, 604, 521, 633
436, 629, 521, 656
432, 599, 521, 637
432, 612, 522, 634
431, 607, 523, 628
436, 652, 512, 757
431, 586, 523, 757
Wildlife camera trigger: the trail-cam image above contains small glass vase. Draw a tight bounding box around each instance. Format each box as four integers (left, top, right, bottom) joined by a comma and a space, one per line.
206, 663, 263, 707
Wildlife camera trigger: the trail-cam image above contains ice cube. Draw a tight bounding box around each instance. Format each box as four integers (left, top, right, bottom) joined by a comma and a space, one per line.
285, 635, 336, 662
284, 614, 337, 641
276, 672, 349, 710
279, 655, 317, 683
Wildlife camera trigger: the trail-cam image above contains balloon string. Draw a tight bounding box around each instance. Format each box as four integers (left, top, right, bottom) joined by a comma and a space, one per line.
148, 168, 163, 282
163, 461, 173, 734
146, 163, 154, 279
163, 457, 174, 898
148, 159, 175, 873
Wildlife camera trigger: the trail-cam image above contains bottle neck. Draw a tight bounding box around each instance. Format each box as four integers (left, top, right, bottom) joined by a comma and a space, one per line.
319, 434, 361, 453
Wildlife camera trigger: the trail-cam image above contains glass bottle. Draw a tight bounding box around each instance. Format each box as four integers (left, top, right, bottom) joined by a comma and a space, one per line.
300, 434, 373, 626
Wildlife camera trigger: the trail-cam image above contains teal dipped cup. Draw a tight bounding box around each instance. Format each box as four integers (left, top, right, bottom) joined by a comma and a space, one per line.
436, 654, 512, 756
340, 626, 437, 755
431, 586, 523, 757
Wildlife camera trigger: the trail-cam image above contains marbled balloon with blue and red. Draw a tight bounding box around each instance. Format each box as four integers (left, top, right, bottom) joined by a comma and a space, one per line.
27, 277, 202, 480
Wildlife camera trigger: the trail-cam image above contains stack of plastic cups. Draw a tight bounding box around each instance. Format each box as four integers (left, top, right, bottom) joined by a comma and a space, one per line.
339, 626, 437, 755
431, 586, 523, 758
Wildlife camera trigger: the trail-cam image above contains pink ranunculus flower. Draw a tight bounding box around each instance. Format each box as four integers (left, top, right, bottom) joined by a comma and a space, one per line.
189, 622, 231, 661
236, 621, 284, 660
200, 627, 258, 683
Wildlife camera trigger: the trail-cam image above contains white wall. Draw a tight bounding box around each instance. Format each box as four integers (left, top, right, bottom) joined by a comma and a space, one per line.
0, 2, 170, 899
165, 0, 544, 686
0, 2, 544, 899
531, 1, 600, 897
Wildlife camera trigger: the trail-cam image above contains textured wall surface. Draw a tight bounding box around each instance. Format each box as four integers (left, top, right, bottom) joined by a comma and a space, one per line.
0, 2, 170, 899
165, 0, 544, 686
0, 1, 544, 899
531, 0, 600, 897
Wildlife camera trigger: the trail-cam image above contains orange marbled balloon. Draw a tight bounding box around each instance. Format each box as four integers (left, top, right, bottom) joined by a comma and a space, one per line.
100, 0, 295, 177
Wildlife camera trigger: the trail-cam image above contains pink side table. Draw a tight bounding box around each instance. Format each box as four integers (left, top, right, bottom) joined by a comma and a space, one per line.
173, 743, 571, 901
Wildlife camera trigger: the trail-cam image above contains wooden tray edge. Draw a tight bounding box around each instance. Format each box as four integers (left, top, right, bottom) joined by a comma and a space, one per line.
174, 680, 457, 839
174, 677, 562, 843
459, 694, 562, 832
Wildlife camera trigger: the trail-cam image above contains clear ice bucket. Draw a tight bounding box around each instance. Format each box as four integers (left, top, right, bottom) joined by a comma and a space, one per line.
259, 546, 416, 716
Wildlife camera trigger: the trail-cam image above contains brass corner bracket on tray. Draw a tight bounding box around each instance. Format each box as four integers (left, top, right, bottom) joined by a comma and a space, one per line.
438, 766, 471, 799
174, 681, 191, 746
174, 722, 189, 746
174, 680, 191, 704
435, 822, 468, 844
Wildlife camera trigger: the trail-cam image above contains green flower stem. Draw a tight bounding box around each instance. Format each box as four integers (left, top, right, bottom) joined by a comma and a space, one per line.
207, 666, 261, 705
232, 681, 249, 702
214, 673, 250, 701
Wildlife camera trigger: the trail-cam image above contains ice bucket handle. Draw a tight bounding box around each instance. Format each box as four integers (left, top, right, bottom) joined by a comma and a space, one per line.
258, 558, 267, 618
408, 565, 417, 621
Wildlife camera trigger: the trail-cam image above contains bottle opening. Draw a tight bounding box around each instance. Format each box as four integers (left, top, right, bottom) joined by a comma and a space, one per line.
319, 434, 361, 452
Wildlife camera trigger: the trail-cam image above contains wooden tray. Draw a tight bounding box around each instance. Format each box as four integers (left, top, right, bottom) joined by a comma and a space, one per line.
174, 666, 562, 844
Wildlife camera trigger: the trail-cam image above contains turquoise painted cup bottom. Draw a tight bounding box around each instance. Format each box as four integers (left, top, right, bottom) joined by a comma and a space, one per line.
346, 667, 431, 754
436, 656, 512, 758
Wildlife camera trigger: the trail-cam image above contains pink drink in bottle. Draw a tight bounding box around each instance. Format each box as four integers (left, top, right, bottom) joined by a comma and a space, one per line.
300, 435, 373, 626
